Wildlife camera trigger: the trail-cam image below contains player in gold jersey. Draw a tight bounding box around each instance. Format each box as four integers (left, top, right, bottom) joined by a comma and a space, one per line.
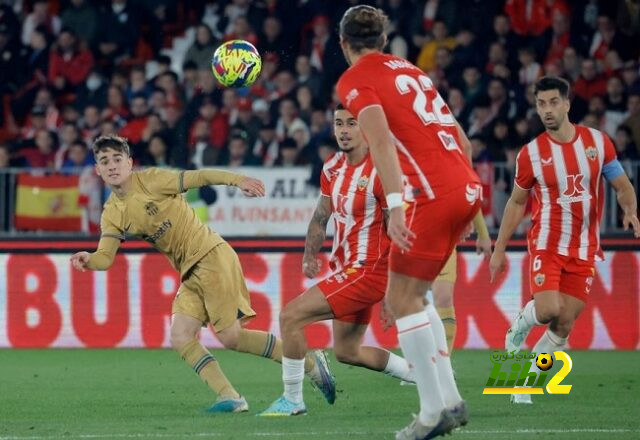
70, 135, 336, 413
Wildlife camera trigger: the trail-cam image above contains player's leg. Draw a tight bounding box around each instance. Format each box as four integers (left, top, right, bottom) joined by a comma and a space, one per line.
505, 252, 563, 352
332, 318, 413, 382
432, 250, 457, 353
169, 300, 247, 412
259, 285, 335, 416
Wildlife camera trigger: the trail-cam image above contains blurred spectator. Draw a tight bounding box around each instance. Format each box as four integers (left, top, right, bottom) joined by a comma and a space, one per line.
182, 61, 199, 102
231, 97, 261, 147
461, 66, 484, 106
103, 85, 129, 121
21, 129, 57, 168
55, 121, 81, 168
487, 77, 519, 121
75, 69, 108, 110
416, 21, 457, 72
486, 42, 508, 77
470, 135, 492, 162
537, 10, 582, 66
224, 15, 257, 46
305, 15, 331, 72
119, 95, 149, 147
0, 21, 24, 94
488, 118, 515, 161
97, 0, 139, 64
142, 134, 170, 166
61, 140, 93, 170
617, 0, 640, 42
190, 97, 228, 150
468, 96, 494, 138
451, 28, 481, 71
253, 120, 280, 166
60, 0, 99, 47
490, 14, 519, 71
21, 0, 61, 46
125, 65, 151, 103
573, 58, 607, 101
48, 28, 94, 95
518, 47, 542, 87
258, 16, 289, 63
446, 87, 469, 123
295, 55, 322, 100
410, 0, 458, 51
155, 71, 183, 110
561, 46, 582, 81
80, 104, 101, 143
621, 62, 640, 95
184, 23, 217, 71
505, 0, 566, 37
276, 137, 300, 167
615, 125, 639, 161
623, 93, 640, 149
276, 98, 309, 143
0, 143, 10, 168
219, 132, 261, 167
23, 25, 51, 82
296, 85, 315, 124
589, 14, 633, 61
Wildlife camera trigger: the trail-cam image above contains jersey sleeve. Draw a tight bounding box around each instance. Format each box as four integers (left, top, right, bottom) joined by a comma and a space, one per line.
100, 204, 124, 241
337, 71, 382, 119
603, 133, 617, 164
514, 147, 535, 190
320, 169, 331, 197
140, 167, 184, 196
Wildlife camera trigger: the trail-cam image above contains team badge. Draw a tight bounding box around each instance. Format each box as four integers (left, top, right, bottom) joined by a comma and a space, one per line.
585, 146, 597, 161
585, 276, 593, 293
145, 201, 159, 216
534, 273, 546, 287
357, 176, 369, 191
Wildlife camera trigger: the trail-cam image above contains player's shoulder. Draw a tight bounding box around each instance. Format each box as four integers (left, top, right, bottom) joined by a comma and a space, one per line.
322, 151, 345, 171
101, 194, 123, 222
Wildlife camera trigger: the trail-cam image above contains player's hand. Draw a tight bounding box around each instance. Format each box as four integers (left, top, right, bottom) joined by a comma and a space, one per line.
380, 301, 395, 331
387, 207, 415, 251
302, 255, 321, 278
460, 222, 474, 242
622, 212, 640, 238
476, 237, 492, 259
489, 250, 507, 283
70, 252, 91, 272
238, 177, 265, 197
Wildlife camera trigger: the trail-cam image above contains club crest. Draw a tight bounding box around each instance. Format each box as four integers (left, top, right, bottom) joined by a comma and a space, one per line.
357, 176, 369, 191
585, 146, 597, 161
534, 273, 546, 286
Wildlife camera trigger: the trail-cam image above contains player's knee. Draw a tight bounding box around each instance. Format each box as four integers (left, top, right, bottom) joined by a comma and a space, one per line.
217, 327, 240, 350
170, 327, 194, 351
279, 303, 302, 334
552, 317, 574, 338
537, 299, 562, 322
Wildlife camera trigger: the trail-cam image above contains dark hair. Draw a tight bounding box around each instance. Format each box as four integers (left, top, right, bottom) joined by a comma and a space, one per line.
335, 103, 345, 111
533, 76, 570, 98
71, 140, 87, 149
339, 5, 388, 52
92, 135, 131, 157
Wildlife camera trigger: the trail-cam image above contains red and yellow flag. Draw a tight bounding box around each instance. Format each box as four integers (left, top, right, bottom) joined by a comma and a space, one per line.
15, 174, 82, 231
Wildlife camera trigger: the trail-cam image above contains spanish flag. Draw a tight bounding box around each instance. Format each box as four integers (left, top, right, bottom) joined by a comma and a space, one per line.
15, 174, 82, 231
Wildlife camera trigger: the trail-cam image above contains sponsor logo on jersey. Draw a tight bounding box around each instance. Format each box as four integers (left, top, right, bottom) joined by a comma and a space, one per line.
142, 219, 172, 244
465, 183, 482, 204
383, 59, 416, 70
585, 146, 597, 161
534, 273, 546, 286
558, 174, 592, 204
345, 88, 359, 107
585, 276, 593, 293
357, 175, 369, 191
145, 201, 159, 216
541, 157, 553, 166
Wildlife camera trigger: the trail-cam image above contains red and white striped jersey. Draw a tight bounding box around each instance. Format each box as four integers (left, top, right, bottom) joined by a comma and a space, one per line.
321, 152, 390, 272
515, 125, 618, 261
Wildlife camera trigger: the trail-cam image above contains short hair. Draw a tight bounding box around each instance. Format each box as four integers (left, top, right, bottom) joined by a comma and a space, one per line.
92, 135, 131, 158
534, 76, 570, 98
339, 5, 388, 52
335, 103, 345, 111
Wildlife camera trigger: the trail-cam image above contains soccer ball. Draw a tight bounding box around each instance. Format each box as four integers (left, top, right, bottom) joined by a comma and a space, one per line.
211, 39, 262, 88
535, 353, 553, 371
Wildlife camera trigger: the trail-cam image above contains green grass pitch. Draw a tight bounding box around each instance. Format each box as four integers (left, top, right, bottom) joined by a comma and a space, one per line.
1, 349, 638, 439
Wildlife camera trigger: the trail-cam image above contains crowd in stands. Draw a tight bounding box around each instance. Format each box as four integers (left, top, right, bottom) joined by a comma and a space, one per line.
0, 0, 639, 185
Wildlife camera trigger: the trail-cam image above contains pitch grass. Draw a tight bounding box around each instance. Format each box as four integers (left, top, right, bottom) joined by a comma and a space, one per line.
1, 349, 638, 439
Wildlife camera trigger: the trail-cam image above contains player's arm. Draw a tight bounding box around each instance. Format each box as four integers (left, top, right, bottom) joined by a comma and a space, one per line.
70, 236, 121, 271
358, 105, 415, 250
302, 195, 331, 278
457, 121, 492, 256
606, 166, 640, 238
489, 185, 529, 281
181, 169, 265, 197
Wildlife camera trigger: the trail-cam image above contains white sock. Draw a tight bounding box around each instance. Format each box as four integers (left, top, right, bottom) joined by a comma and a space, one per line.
533, 328, 567, 356
396, 310, 445, 426
383, 351, 414, 382
282, 356, 305, 404
522, 300, 541, 327
425, 304, 463, 409
521, 328, 568, 388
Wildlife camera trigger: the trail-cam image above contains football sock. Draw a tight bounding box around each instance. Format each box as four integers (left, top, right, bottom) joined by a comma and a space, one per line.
522, 300, 542, 327
426, 304, 463, 409
436, 306, 456, 353
236, 329, 316, 373
178, 339, 239, 399
396, 310, 445, 426
533, 328, 567, 357
383, 351, 414, 382
282, 356, 305, 404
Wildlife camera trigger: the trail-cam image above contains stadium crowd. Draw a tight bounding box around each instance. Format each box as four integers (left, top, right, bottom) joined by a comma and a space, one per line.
0, 0, 639, 182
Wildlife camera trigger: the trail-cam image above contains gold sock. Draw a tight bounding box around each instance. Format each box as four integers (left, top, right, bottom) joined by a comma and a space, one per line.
236, 329, 316, 373
437, 307, 457, 353
179, 339, 239, 399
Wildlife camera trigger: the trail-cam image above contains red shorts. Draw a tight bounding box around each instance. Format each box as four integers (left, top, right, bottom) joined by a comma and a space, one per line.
316, 266, 387, 324
529, 251, 595, 302
390, 183, 482, 281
